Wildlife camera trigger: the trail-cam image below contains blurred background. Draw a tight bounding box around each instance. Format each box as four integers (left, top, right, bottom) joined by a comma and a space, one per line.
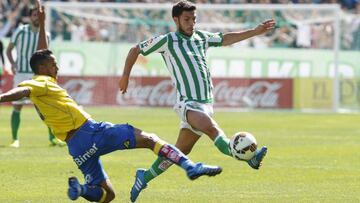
1, 0, 358, 48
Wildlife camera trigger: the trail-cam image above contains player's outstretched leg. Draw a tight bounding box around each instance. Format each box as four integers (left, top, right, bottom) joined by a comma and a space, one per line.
247, 146, 268, 169
129, 135, 222, 202
130, 163, 222, 202
156, 143, 223, 180
186, 162, 223, 180
130, 169, 147, 202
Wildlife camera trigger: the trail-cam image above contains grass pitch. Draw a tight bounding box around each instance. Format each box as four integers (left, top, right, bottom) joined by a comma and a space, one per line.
0, 106, 359, 202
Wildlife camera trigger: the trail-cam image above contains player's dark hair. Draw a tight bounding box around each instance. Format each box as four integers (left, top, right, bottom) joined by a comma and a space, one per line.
30, 49, 53, 74
28, 6, 38, 16
172, 0, 196, 18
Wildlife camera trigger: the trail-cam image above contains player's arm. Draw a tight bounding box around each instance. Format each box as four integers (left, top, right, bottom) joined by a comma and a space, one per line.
6, 42, 16, 74
36, 0, 47, 50
0, 87, 31, 103
119, 45, 140, 94
222, 19, 276, 46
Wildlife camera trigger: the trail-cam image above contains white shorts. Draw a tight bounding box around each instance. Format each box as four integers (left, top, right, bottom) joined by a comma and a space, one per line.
12, 73, 33, 105
173, 100, 214, 136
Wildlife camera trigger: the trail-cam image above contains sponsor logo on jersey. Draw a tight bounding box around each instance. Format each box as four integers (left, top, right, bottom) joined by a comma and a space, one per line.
74, 143, 98, 166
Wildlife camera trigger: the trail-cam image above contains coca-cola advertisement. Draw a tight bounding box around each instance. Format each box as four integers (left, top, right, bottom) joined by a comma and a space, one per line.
212, 78, 292, 108
0, 75, 293, 108
116, 77, 293, 108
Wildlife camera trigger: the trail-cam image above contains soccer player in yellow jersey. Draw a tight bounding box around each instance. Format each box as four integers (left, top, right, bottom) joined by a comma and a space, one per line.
0, 5, 222, 203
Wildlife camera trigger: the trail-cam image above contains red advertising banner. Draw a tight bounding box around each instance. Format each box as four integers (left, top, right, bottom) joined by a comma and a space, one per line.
1, 75, 293, 108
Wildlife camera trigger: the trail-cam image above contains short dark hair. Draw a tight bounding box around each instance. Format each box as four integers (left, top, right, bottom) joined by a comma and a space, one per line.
30, 49, 53, 74
28, 6, 38, 16
172, 0, 196, 18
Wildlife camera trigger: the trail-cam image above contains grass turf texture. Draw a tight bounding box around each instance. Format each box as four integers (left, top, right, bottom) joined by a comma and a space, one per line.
0, 106, 359, 202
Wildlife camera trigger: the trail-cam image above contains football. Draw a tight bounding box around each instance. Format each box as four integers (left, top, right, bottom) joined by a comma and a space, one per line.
230, 132, 257, 161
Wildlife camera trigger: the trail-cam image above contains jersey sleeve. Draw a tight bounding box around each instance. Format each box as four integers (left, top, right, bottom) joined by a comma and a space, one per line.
139, 34, 168, 56
18, 80, 47, 97
10, 26, 24, 45
201, 30, 223, 47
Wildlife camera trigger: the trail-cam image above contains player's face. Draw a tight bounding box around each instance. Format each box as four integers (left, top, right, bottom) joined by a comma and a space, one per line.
30, 10, 39, 27
175, 10, 196, 36
44, 55, 59, 79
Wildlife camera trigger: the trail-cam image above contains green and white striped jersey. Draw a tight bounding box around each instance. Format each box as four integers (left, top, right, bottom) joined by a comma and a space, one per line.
10, 24, 50, 73
139, 30, 223, 103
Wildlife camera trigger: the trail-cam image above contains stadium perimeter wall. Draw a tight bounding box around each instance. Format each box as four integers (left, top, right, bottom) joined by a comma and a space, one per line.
1, 75, 359, 110
1, 40, 359, 110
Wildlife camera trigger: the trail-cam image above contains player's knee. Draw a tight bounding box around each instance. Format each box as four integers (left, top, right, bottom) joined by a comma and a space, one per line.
175, 144, 192, 155
181, 147, 192, 155
143, 132, 160, 148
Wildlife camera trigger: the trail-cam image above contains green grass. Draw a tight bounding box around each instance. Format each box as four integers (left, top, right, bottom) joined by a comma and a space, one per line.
0, 106, 359, 202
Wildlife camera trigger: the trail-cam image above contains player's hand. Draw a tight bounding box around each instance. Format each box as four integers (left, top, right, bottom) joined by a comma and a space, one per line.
119, 75, 129, 94
36, 0, 45, 25
254, 19, 276, 35
38, 6, 45, 24
35, 0, 41, 8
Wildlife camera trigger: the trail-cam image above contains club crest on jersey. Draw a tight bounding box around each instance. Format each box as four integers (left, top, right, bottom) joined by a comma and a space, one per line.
141, 36, 160, 48
141, 38, 154, 48
123, 140, 130, 149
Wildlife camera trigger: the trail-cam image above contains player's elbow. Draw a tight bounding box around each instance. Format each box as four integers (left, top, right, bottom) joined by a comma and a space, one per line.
130, 45, 140, 55
6, 46, 13, 58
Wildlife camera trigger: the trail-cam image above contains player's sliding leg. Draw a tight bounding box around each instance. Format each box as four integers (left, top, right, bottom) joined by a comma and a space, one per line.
135, 129, 222, 179
130, 129, 222, 202
154, 142, 222, 179
141, 128, 202, 184
68, 177, 115, 203
131, 129, 222, 202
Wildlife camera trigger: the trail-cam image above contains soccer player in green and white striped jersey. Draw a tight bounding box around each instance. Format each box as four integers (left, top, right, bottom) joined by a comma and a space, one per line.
6, 5, 64, 148
119, 1, 276, 201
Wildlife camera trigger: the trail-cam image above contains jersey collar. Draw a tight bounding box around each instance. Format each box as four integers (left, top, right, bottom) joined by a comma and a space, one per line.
32, 75, 57, 83
175, 31, 195, 40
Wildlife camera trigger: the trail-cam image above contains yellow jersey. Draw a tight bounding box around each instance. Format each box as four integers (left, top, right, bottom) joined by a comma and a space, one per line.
18, 75, 91, 141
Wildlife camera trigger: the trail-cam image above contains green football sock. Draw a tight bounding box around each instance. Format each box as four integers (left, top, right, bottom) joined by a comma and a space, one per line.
48, 127, 55, 142
143, 157, 173, 183
11, 110, 21, 141
214, 135, 232, 157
